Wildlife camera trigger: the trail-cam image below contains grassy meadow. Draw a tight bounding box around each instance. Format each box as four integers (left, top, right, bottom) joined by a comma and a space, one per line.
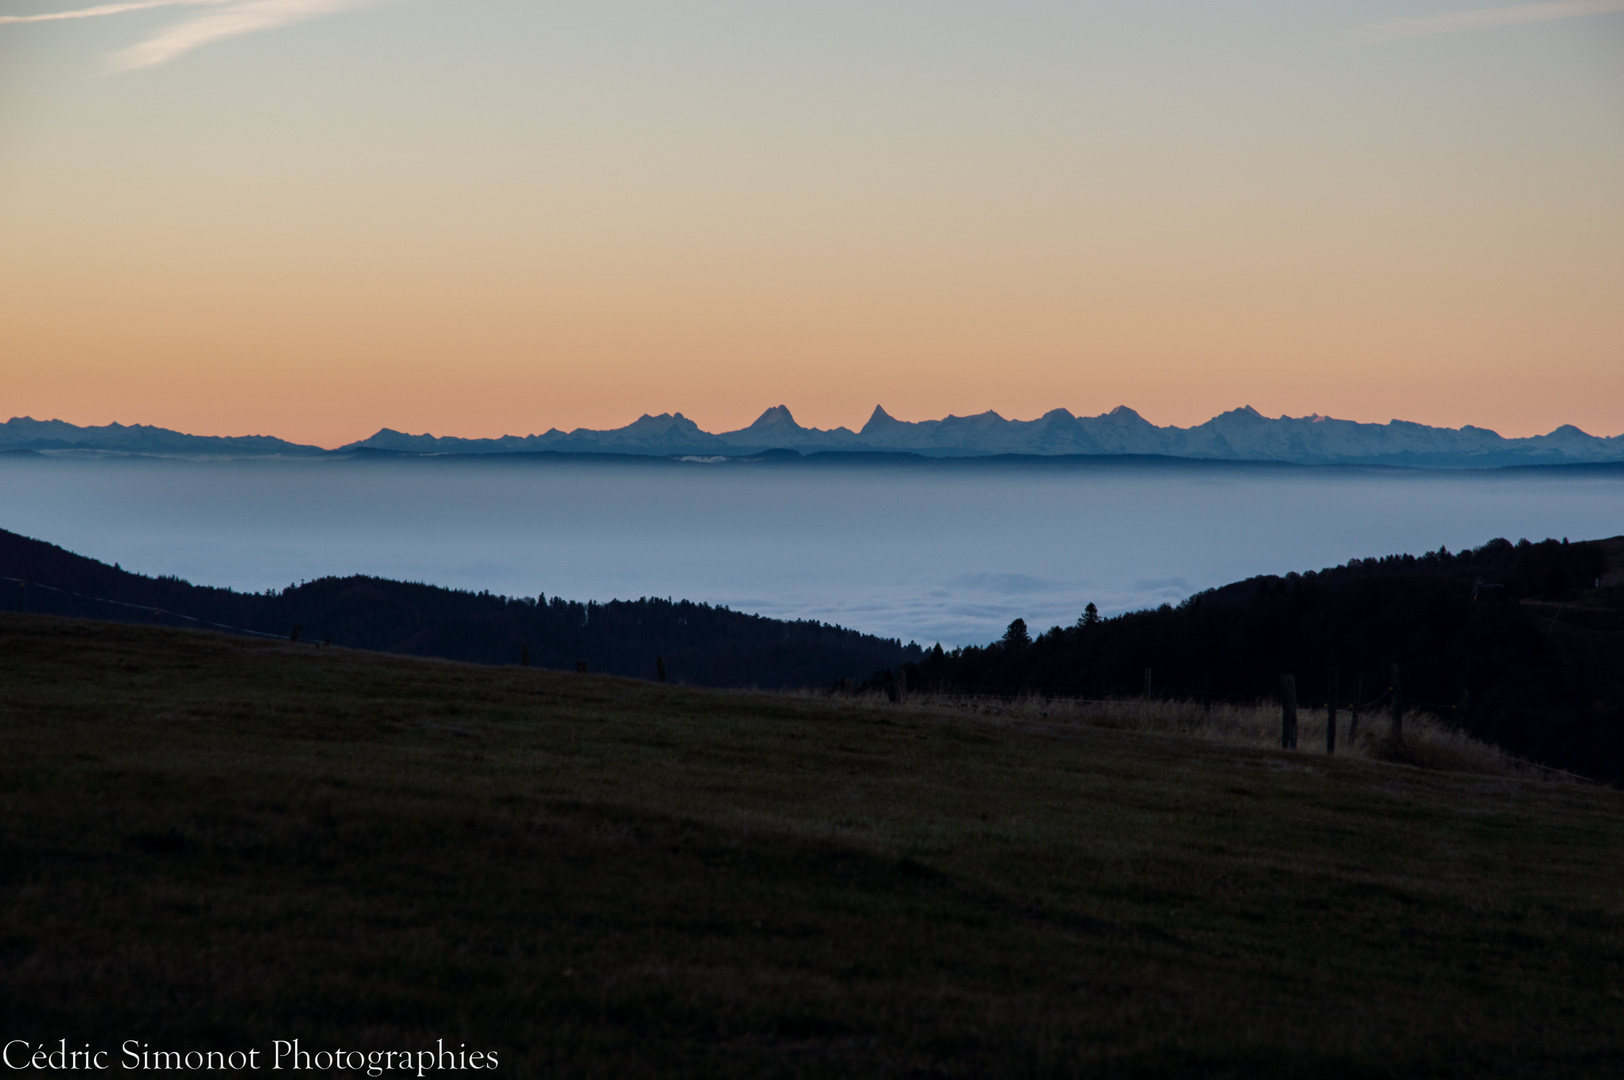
2, 613, 1622, 1077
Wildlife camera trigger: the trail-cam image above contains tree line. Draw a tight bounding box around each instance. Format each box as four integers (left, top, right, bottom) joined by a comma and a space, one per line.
889, 537, 1624, 783
0, 528, 921, 689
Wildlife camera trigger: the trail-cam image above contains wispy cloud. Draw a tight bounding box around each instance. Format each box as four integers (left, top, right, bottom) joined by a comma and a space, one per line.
1347, 0, 1624, 43
0, 0, 225, 25
0, 0, 383, 68
110, 0, 374, 69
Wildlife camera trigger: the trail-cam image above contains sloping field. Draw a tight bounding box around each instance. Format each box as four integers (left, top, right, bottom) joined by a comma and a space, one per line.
2, 614, 1622, 1077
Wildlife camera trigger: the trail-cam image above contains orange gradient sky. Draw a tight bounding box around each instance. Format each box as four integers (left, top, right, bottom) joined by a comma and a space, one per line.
1, 0, 1621, 446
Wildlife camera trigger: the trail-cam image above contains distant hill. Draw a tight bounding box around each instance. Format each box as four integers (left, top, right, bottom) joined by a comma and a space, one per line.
0, 528, 920, 688
902, 535, 1624, 783
8, 406, 1624, 467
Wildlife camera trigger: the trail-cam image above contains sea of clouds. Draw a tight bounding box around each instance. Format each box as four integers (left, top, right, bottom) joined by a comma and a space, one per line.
1, 454, 1620, 647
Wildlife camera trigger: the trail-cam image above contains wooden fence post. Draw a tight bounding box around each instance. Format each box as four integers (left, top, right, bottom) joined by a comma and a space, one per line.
1326, 667, 1339, 755
521, 645, 530, 668
1143, 668, 1153, 698
1390, 662, 1403, 743
1280, 674, 1298, 750
656, 656, 667, 683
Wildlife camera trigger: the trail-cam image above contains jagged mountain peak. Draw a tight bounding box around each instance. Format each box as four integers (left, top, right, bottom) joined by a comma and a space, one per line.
1212, 405, 1265, 421
626, 412, 701, 429
861, 405, 899, 434
1102, 405, 1150, 423
746, 405, 801, 430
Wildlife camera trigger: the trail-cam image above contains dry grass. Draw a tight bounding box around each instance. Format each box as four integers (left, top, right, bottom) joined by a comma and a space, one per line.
887, 692, 1555, 779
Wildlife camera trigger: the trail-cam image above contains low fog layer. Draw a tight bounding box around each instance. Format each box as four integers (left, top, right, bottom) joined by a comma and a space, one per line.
0, 456, 1618, 647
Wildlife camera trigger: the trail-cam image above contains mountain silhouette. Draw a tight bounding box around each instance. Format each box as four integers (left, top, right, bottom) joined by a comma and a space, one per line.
5, 407, 1623, 467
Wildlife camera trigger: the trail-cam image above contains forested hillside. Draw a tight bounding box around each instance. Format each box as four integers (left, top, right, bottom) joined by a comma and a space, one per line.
901, 536, 1624, 783
0, 529, 919, 688
10, 523, 1624, 783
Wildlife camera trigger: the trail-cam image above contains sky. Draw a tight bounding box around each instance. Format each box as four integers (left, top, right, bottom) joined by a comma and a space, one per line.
1, 0, 1620, 448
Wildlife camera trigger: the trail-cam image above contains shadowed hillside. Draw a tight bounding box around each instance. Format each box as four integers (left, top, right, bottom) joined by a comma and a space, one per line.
903, 536, 1624, 784
11, 524, 1624, 781
0, 528, 919, 688
2, 615, 1622, 1076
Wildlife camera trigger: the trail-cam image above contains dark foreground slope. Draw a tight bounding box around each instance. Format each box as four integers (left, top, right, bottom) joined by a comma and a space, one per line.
909, 536, 1624, 784
0, 527, 918, 687
4, 615, 1624, 1078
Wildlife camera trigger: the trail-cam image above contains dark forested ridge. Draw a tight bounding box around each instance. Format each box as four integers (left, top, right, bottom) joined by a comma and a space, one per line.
10, 523, 1624, 782
901, 536, 1624, 783
0, 528, 920, 688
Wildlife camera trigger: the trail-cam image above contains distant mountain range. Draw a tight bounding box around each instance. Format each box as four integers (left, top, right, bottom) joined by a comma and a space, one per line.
5, 406, 1623, 469
0, 416, 321, 457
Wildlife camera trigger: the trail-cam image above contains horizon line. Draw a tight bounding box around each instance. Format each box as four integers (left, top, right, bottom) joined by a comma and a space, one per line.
3, 403, 1622, 451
